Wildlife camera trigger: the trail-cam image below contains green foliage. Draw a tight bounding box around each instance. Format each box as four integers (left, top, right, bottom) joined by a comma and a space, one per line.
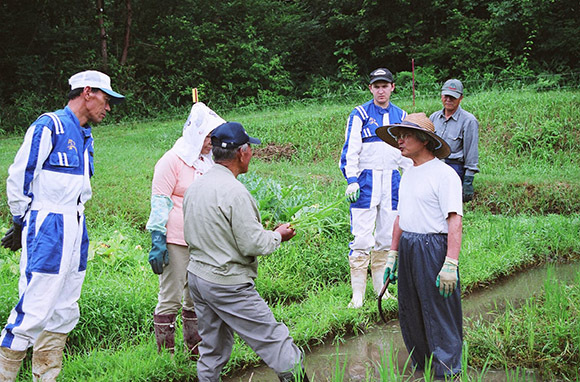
466, 266, 580, 380
1, 89, 580, 380
1, 0, 580, 133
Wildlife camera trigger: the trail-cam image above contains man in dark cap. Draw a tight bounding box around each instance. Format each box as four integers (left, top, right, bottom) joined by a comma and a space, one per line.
183, 122, 309, 382
430, 79, 479, 202
339, 67, 412, 309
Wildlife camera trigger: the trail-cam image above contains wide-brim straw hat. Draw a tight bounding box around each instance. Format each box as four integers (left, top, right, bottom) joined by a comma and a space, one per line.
376, 112, 451, 159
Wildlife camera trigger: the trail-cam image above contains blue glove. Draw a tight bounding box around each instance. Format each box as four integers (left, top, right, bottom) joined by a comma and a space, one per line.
149, 230, 169, 274
463, 175, 474, 202
383, 250, 398, 283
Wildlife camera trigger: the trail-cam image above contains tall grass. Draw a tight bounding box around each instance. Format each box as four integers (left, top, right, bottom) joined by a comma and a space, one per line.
0, 89, 579, 381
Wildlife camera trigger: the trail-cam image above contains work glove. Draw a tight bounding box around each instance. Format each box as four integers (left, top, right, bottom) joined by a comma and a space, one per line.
1, 219, 22, 251
345, 182, 360, 203
149, 230, 169, 274
436, 257, 459, 298
383, 250, 398, 283
463, 175, 474, 203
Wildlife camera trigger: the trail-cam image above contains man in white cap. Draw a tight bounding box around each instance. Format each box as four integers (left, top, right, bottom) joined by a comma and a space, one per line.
0, 70, 124, 381
339, 67, 412, 308
376, 113, 463, 379
429, 79, 479, 202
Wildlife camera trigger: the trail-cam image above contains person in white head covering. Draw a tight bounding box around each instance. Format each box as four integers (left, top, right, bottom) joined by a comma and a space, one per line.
145, 102, 225, 358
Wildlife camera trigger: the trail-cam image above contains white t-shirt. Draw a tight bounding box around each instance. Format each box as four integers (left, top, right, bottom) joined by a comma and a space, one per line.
398, 158, 463, 234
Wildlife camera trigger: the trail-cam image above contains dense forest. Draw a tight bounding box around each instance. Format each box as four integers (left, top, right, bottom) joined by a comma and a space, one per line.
1, 0, 579, 133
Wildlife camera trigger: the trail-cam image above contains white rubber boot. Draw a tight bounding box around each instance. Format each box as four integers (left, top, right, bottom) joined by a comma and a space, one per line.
370, 250, 388, 296
347, 251, 370, 308
32, 331, 68, 382
0, 346, 26, 382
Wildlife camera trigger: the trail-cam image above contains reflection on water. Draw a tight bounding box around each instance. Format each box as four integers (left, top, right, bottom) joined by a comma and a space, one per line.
224, 262, 579, 381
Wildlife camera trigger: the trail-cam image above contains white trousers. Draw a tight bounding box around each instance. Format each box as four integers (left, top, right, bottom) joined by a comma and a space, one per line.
349, 168, 400, 252
1, 206, 87, 351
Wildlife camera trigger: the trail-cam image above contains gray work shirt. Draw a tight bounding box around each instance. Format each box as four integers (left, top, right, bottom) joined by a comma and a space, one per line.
430, 105, 480, 176
183, 164, 282, 285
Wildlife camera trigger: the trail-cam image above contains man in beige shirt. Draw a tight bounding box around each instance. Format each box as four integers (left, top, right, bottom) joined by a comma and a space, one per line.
183, 122, 309, 382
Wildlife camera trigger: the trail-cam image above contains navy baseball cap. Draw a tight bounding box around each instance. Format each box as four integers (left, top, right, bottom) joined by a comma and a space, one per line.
369, 68, 394, 84
211, 122, 261, 149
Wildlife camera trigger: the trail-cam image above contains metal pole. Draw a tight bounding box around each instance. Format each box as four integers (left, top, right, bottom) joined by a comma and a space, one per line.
412, 58, 416, 107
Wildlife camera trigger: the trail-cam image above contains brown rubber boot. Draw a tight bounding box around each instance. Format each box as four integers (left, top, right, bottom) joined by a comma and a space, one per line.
0, 346, 27, 382
32, 331, 68, 382
153, 313, 176, 353
182, 309, 202, 360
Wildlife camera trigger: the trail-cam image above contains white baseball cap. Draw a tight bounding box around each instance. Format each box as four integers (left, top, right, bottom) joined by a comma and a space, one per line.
68, 70, 125, 104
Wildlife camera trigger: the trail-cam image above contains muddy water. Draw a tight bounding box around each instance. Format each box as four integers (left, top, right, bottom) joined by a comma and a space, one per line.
224, 262, 579, 381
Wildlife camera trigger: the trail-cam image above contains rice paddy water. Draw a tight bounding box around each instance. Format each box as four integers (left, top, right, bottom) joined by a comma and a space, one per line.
224, 261, 580, 381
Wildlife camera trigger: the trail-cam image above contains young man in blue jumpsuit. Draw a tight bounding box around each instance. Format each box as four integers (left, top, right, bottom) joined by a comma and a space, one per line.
377, 113, 463, 379
339, 68, 412, 308
0, 70, 124, 381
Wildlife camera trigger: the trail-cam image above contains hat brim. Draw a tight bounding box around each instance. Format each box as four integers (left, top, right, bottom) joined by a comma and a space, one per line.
376, 124, 450, 159
441, 90, 462, 99
248, 137, 261, 145
100, 88, 125, 104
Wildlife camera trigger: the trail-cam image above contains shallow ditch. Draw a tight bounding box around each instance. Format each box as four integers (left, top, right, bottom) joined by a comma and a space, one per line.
224, 261, 580, 381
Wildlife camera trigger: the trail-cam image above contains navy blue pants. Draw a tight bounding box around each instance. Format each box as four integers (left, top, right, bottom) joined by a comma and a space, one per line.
444, 160, 465, 183
397, 232, 463, 377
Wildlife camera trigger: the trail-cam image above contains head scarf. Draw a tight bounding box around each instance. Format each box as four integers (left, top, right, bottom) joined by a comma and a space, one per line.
171, 102, 225, 172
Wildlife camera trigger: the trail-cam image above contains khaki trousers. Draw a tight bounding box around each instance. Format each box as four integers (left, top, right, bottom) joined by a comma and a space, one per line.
155, 244, 195, 315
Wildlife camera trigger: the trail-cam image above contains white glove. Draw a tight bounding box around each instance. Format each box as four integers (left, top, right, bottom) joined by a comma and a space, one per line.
345, 183, 360, 203
384, 250, 398, 282
436, 257, 458, 298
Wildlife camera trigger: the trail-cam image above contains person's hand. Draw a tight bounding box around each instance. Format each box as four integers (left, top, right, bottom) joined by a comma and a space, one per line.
345, 183, 360, 203
149, 230, 169, 274
275, 223, 296, 242
436, 257, 458, 298
1, 221, 22, 251
383, 250, 398, 283
463, 175, 474, 202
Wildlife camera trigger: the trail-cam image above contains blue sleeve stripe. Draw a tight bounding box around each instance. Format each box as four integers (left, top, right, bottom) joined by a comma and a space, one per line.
23, 123, 47, 199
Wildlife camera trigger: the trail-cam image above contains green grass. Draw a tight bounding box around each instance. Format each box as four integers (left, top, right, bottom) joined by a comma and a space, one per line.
0, 88, 579, 381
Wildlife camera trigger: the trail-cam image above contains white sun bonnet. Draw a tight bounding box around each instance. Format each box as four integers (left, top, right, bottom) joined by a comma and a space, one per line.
172, 102, 225, 169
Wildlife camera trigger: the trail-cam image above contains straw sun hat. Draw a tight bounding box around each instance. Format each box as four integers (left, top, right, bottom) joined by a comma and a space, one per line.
376, 113, 451, 159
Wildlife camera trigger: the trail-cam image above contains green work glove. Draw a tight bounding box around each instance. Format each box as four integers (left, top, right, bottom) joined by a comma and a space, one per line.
436, 257, 458, 298
1, 217, 22, 251
149, 230, 169, 274
383, 250, 398, 283
345, 182, 360, 203
463, 175, 474, 203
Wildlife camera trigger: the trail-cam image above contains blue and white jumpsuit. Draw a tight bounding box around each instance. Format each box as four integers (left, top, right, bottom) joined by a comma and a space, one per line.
1, 106, 93, 351
339, 100, 411, 301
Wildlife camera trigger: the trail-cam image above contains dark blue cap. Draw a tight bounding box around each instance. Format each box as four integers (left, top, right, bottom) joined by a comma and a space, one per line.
211, 122, 261, 149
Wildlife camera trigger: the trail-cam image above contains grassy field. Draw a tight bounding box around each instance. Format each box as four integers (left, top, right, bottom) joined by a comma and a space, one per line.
0, 88, 579, 381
